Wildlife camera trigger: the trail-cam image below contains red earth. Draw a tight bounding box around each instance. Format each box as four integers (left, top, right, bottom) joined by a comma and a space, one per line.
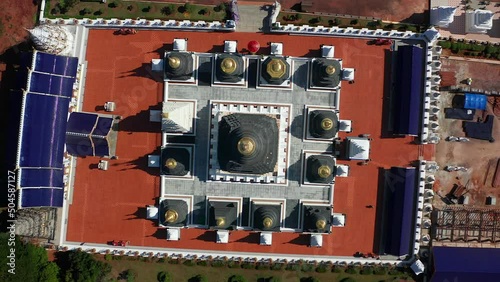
0, 0, 38, 55
66, 29, 432, 257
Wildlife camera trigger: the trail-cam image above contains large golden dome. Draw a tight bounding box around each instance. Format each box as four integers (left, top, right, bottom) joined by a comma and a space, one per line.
321, 118, 334, 130
317, 165, 332, 179
266, 58, 287, 78
316, 219, 326, 229
263, 217, 273, 228
237, 137, 256, 156
325, 65, 335, 75
165, 209, 178, 223
221, 57, 237, 74
168, 56, 181, 69
165, 158, 177, 169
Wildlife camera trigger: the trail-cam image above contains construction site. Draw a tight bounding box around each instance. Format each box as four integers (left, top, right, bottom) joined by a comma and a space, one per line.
432, 57, 500, 247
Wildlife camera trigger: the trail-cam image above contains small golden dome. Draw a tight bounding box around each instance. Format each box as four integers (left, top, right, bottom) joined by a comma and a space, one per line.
266, 58, 287, 78
325, 65, 335, 75
216, 217, 225, 227
317, 165, 332, 178
263, 217, 273, 228
237, 137, 256, 156
221, 57, 237, 74
316, 219, 326, 229
168, 56, 181, 69
321, 118, 334, 130
165, 158, 177, 169
165, 209, 178, 223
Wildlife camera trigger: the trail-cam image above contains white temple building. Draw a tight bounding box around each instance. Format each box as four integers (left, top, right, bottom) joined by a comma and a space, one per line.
430, 6, 457, 28
28, 25, 74, 55
465, 9, 494, 34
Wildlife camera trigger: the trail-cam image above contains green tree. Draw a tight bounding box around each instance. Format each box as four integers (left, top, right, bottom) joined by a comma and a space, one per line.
39, 262, 60, 282
0, 234, 59, 282
228, 274, 247, 282
300, 277, 319, 282
340, 278, 356, 282
189, 274, 208, 282
350, 19, 359, 25
157, 271, 172, 282
124, 269, 137, 282
56, 250, 111, 282
161, 6, 173, 15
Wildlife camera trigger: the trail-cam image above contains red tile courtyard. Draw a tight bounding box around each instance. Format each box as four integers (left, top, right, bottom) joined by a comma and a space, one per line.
65, 29, 433, 256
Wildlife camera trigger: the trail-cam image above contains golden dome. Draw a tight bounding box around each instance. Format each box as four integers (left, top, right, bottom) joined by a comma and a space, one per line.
216, 217, 225, 227
221, 57, 237, 74
263, 217, 273, 228
165, 158, 177, 169
168, 56, 181, 69
317, 165, 332, 178
237, 137, 256, 156
325, 65, 335, 75
316, 219, 326, 229
321, 118, 334, 130
165, 209, 178, 223
266, 58, 287, 78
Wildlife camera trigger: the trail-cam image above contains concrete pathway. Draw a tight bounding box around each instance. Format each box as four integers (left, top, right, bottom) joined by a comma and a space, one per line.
236, 3, 272, 32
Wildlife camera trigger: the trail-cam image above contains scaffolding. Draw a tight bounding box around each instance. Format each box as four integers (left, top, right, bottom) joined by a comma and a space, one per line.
433, 207, 500, 244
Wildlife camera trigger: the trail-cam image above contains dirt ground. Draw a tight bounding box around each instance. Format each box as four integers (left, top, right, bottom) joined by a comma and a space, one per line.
441, 58, 500, 92
0, 0, 38, 55
433, 59, 500, 209
279, 0, 428, 23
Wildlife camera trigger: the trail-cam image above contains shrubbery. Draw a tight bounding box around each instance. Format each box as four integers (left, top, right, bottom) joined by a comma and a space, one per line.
157, 271, 172, 282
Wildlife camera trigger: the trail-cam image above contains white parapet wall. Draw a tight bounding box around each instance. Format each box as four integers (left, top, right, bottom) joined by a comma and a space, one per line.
60, 241, 406, 266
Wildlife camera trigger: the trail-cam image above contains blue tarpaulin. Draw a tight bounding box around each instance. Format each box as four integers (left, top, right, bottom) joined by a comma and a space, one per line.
393, 46, 424, 136
431, 247, 500, 282
464, 93, 487, 110
382, 167, 416, 257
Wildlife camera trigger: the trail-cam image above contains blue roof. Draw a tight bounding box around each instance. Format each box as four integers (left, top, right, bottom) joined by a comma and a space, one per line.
432, 247, 500, 282
65, 112, 113, 157
19, 93, 69, 168
29, 71, 75, 97
393, 45, 423, 136
33, 51, 78, 77
19, 168, 64, 188
20, 188, 64, 208
464, 93, 487, 110
382, 167, 416, 256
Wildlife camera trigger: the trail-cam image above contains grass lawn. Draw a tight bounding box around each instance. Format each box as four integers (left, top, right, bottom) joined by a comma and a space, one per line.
278, 12, 419, 32
103, 256, 413, 282
44, 0, 228, 21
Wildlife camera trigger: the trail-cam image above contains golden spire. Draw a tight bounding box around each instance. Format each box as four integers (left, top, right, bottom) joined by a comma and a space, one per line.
316, 219, 326, 229
168, 56, 181, 69
317, 165, 332, 178
216, 217, 225, 227
325, 65, 335, 75
266, 58, 286, 78
263, 217, 273, 228
237, 137, 256, 156
221, 57, 237, 74
320, 118, 334, 130
165, 158, 177, 169
165, 209, 178, 223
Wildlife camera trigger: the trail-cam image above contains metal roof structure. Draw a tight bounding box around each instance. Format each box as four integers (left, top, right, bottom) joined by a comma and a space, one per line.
431, 247, 500, 282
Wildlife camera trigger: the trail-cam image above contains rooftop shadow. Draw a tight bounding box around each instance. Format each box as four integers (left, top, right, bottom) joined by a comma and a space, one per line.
118, 103, 162, 133
235, 232, 259, 244
116, 148, 161, 177
372, 167, 387, 254
195, 230, 216, 242
118, 62, 162, 82
286, 234, 309, 246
